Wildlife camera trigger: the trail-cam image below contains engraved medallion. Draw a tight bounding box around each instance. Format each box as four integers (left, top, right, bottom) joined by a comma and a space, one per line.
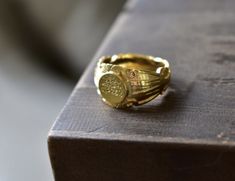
99, 73, 127, 106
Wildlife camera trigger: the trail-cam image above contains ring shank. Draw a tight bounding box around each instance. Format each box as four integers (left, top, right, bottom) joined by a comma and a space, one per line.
100, 53, 169, 72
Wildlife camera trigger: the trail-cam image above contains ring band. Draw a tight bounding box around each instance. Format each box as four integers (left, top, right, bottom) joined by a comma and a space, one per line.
94, 53, 171, 108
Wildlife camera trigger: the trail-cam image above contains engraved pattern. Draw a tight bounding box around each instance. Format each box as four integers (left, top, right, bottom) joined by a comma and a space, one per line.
100, 75, 124, 97
101, 64, 112, 73
130, 70, 162, 96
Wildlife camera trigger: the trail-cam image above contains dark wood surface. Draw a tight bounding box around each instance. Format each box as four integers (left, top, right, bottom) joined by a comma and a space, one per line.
48, 0, 235, 180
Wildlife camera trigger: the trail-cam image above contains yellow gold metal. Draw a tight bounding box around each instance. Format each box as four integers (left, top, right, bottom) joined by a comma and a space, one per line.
94, 53, 171, 108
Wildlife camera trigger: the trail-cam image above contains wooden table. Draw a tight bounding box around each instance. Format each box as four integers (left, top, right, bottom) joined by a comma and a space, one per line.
48, 0, 235, 180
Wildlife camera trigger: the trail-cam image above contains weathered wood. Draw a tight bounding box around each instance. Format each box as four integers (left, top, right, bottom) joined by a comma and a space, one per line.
48, 0, 235, 180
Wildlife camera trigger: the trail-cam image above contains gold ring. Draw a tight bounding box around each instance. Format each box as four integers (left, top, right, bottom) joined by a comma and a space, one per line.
94, 53, 171, 108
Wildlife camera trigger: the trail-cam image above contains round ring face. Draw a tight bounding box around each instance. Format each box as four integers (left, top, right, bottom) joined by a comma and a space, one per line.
99, 73, 127, 106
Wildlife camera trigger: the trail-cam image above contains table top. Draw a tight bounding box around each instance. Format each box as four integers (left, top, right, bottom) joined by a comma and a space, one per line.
50, 0, 235, 148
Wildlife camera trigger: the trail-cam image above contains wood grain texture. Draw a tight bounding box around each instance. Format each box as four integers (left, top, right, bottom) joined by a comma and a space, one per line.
48, 0, 235, 180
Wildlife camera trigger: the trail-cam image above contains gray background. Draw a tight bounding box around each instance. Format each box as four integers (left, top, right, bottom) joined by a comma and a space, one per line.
0, 0, 125, 180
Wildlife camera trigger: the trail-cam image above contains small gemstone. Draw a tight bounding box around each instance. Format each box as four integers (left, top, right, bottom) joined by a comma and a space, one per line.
127, 70, 137, 79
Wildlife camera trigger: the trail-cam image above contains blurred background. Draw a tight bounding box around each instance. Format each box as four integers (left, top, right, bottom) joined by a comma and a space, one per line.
0, 0, 126, 180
